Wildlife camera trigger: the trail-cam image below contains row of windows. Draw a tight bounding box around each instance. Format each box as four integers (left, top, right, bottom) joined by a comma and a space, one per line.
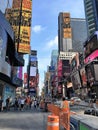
87, 14, 94, 21
89, 24, 95, 30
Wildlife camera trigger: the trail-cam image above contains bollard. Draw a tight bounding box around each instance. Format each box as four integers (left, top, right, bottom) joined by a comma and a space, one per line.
47, 115, 59, 130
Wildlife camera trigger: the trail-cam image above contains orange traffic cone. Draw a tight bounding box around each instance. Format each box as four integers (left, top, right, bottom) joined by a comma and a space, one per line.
47, 115, 59, 130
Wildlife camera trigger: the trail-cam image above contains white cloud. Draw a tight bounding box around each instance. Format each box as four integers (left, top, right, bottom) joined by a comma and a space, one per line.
32, 25, 44, 33
46, 35, 58, 49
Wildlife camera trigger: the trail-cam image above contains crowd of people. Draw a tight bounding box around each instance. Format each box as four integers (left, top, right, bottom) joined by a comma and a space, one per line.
0, 95, 40, 112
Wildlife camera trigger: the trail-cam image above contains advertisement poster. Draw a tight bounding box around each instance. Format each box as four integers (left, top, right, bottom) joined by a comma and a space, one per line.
62, 60, 70, 77
57, 60, 62, 77
86, 65, 94, 87
30, 66, 36, 76
29, 76, 37, 88
11, 0, 32, 54
94, 64, 98, 81
24, 73, 28, 88
71, 71, 82, 90
80, 67, 87, 87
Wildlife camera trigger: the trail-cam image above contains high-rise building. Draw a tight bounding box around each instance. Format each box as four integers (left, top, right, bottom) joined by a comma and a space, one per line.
58, 12, 72, 53
51, 50, 58, 67
5, 0, 32, 54
84, 0, 98, 36
28, 50, 39, 97
70, 18, 87, 52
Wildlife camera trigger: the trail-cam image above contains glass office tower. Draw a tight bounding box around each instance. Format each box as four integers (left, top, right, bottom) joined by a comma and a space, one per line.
84, 0, 98, 36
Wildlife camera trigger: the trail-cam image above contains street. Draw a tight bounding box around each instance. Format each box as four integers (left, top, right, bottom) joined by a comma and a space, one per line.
0, 104, 86, 130
0, 109, 48, 130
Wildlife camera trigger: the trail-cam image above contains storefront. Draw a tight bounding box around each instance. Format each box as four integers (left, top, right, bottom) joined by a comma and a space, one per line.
0, 80, 16, 107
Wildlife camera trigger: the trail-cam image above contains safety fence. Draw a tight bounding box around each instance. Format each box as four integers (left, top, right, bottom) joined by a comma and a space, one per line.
47, 103, 76, 130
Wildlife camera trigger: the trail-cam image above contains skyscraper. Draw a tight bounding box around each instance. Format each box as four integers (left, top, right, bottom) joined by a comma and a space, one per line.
84, 0, 98, 36
70, 18, 87, 52
58, 12, 72, 53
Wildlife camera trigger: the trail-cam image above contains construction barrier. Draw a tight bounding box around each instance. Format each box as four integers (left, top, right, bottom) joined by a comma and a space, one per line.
47, 103, 76, 130
47, 115, 59, 130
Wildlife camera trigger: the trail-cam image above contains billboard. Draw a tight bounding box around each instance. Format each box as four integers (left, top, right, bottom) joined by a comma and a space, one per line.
30, 55, 37, 67
94, 64, 98, 81
57, 60, 62, 77
86, 64, 94, 87
80, 67, 87, 87
58, 85, 62, 94
17, 67, 23, 79
11, 66, 23, 86
30, 55, 37, 61
31, 50, 37, 56
29, 76, 37, 88
0, 58, 11, 77
24, 73, 28, 88
84, 50, 98, 63
18, 26, 31, 53
49, 66, 55, 72
84, 33, 98, 58
30, 66, 36, 76
11, 0, 32, 54
62, 60, 70, 77
70, 53, 80, 71
71, 71, 82, 90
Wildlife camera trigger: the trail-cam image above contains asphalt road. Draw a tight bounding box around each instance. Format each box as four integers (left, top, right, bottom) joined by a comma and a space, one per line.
0, 109, 49, 130
0, 103, 87, 130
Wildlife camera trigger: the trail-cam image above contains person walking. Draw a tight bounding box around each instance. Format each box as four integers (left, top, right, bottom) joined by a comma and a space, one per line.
61, 97, 70, 112
25, 96, 31, 110
14, 98, 19, 110
34, 99, 37, 109
20, 96, 25, 111
6, 97, 10, 111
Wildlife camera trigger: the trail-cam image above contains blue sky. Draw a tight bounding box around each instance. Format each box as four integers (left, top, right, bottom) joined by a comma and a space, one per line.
0, 0, 85, 93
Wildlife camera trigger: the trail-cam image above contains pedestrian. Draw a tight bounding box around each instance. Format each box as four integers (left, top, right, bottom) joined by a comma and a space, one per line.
60, 97, 70, 112
14, 98, 19, 110
36, 99, 40, 109
25, 96, 31, 110
0, 96, 3, 112
20, 96, 25, 111
6, 97, 10, 111
34, 99, 37, 109
18, 96, 21, 111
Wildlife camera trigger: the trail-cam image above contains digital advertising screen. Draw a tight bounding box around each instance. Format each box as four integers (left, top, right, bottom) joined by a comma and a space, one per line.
80, 67, 87, 87
29, 76, 37, 88
71, 71, 82, 90
57, 60, 62, 77
86, 64, 94, 87
84, 34, 98, 58
62, 60, 70, 76
94, 64, 98, 81
30, 66, 36, 76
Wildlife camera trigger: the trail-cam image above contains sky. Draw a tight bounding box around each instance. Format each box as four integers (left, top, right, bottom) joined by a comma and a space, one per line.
0, 0, 85, 93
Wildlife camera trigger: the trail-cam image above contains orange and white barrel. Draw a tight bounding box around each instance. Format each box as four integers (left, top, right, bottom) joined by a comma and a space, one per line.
47, 115, 59, 130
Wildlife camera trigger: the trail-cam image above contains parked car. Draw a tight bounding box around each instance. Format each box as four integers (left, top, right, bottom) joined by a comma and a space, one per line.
84, 108, 98, 116
70, 97, 81, 105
